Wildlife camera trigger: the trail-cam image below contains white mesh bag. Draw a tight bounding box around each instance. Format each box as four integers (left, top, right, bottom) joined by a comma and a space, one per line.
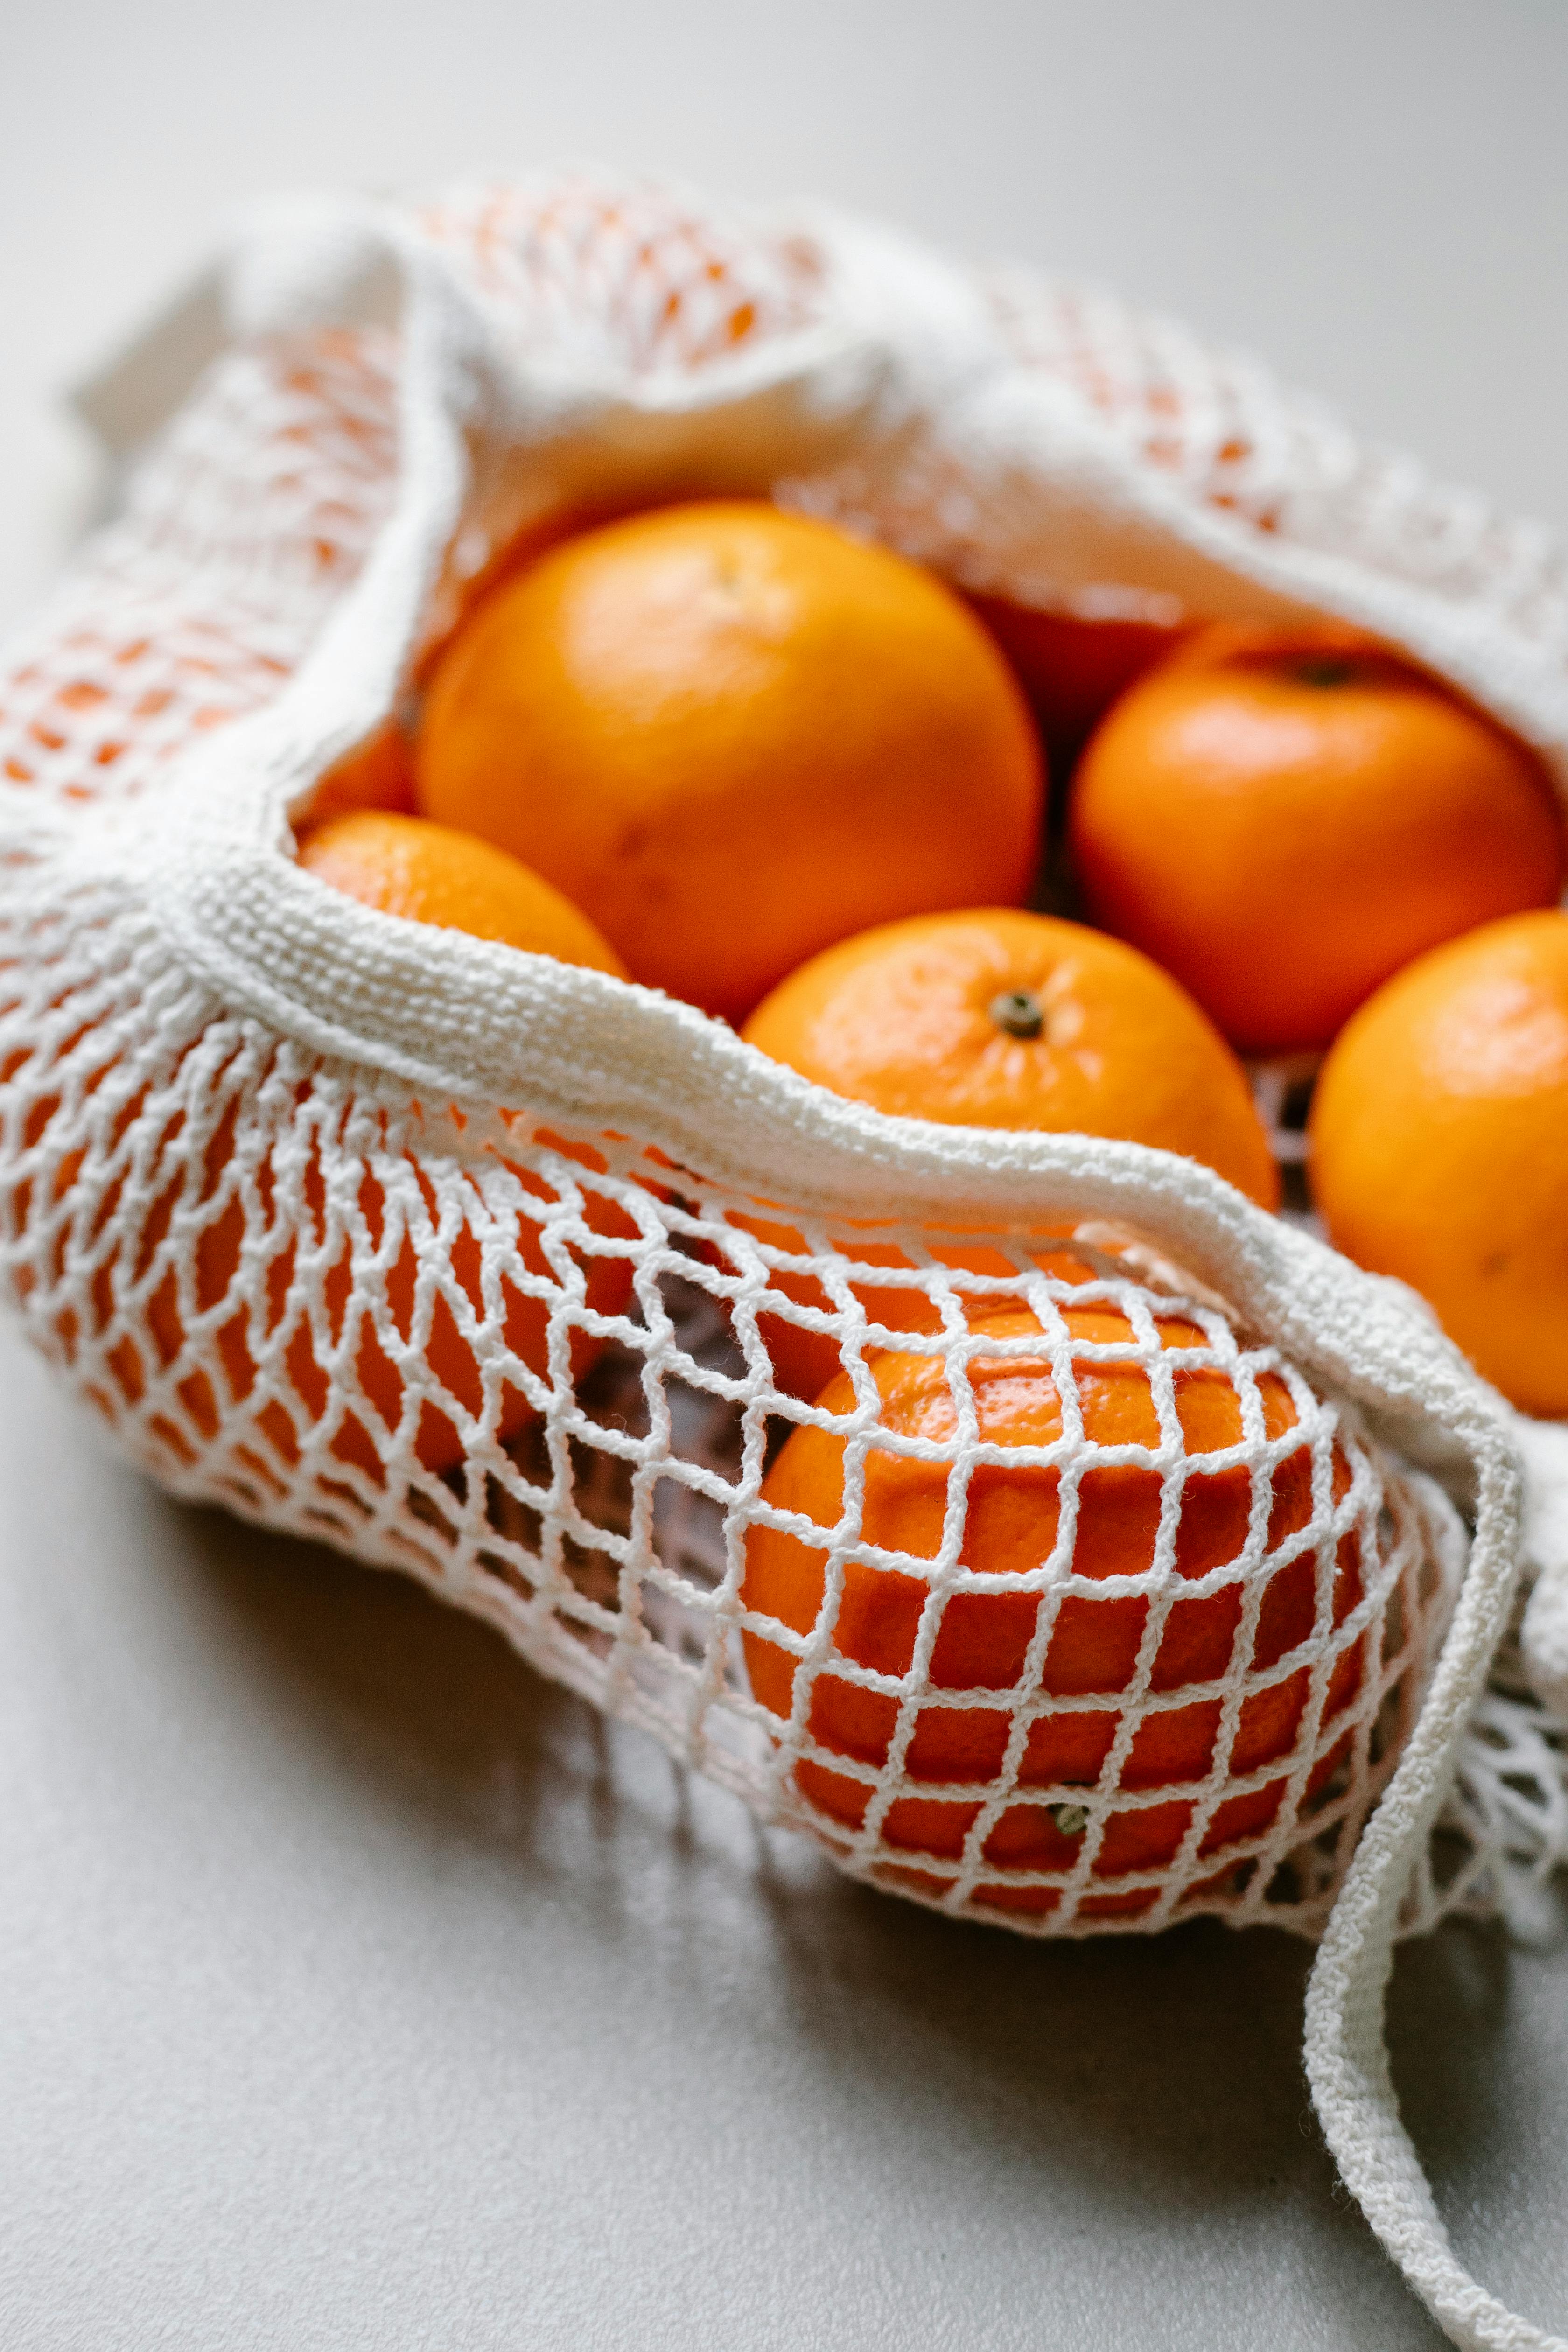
3, 175, 1568, 2351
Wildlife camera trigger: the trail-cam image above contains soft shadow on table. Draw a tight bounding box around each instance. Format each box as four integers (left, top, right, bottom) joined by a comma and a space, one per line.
174, 1494, 1532, 2345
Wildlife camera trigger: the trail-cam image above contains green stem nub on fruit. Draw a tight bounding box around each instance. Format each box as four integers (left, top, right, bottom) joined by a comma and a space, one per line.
1051, 1803, 1090, 1837
989, 987, 1046, 1040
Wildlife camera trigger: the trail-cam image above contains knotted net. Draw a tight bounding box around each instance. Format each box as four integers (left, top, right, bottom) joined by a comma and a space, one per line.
2, 173, 1566, 2349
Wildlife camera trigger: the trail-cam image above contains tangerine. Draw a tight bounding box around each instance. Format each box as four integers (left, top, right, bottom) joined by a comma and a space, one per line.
743, 909, 1277, 1196
296, 809, 628, 973
711, 1204, 1097, 1407
300, 720, 418, 824
414, 502, 1043, 1018
736, 907, 1276, 1397
1309, 909, 1568, 1417
968, 599, 1185, 764
1068, 622, 1564, 1054
741, 1308, 1365, 1916
140, 1121, 637, 1482
119, 812, 638, 1476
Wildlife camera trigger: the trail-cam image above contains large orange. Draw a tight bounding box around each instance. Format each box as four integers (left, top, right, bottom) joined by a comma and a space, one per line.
112, 813, 638, 1477
1309, 909, 1568, 1417
735, 907, 1277, 1398
414, 502, 1044, 1019
1068, 622, 1565, 1055
741, 1308, 1364, 1917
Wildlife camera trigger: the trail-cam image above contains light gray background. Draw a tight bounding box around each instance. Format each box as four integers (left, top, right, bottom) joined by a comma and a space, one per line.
2, 4, 1567, 2346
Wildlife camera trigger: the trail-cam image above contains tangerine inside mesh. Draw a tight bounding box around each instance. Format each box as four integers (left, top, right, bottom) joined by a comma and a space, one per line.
742, 1305, 1367, 1919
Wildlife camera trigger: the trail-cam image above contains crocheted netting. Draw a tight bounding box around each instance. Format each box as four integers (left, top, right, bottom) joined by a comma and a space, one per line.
1, 167, 1565, 2352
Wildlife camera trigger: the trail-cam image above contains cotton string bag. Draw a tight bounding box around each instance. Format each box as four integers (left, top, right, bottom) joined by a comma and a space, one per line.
3, 175, 1568, 2351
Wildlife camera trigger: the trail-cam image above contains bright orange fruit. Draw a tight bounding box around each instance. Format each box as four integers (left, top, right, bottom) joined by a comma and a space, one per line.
299, 720, 418, 824
968, 598, 1185, 764
1310, 909, 1568, 1417
116, 813, 638, 1477
741, 1308, 1364, 1917
296, 809, 628, 973
1068, 622, 1564, 1054
735, 906, 1277, 1398
743, 907, 1277, 1193
414, 502, 1044, 1019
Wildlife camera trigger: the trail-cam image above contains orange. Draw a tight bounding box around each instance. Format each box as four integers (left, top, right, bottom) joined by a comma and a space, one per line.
295, 809, 628, 974
300, 720, 418, 824
137, 1121, 638, 1483
1068, 622, 1564, 1055
710, 1205, 1100, 1407
1309, 909, 1568, 1417
743, 909, 1278, 1195
414, 501, 1043, 1019
968, 599, 1185, 764
741, 1308, 1364, 1917
735, 907, 1277, 1398
105, 813, 639, 1477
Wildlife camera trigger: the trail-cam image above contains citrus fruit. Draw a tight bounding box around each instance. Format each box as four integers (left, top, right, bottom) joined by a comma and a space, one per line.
414, 501, 1043, 1019
968, 598, 1185, 763
1068, 622, 1564, 1055
300, 720, 418, 824
741, 1307, 1365, 1917
742, 908, 1277, 1198
735, 906, 1277, 1397
296, 809, 628, 974
110, 814, 639, 1476
1309, 910, 1568, 1417
136, 1125, 637, 1482
712, 1204, 1099, 1406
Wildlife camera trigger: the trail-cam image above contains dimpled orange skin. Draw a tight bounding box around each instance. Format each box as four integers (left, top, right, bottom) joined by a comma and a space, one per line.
1309, 910, 1568, 1418
296, 810, 629, 975
1068, 623, 1565, 1055
738, 907, 1276, 1400
414, 502, 1044, 1019
742, 909, 1278, 1203
741, 1309, 1363, 1918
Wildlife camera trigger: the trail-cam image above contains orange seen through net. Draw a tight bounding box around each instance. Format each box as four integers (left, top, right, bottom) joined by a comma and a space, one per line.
133, 1129, 637, 1481
741, 1307, 1364, 1919
44, 812, 641, 1477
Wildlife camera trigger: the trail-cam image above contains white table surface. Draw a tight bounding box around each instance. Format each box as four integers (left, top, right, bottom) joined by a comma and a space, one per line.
3, 5, 1567, 2345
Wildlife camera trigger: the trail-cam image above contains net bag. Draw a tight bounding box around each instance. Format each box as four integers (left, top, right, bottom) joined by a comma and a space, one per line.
3, 175, 1568, 2350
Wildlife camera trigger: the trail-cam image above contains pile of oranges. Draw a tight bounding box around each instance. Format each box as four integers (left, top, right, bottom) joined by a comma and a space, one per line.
304, 496, 1568, 1419
291, 495, 1568, 1903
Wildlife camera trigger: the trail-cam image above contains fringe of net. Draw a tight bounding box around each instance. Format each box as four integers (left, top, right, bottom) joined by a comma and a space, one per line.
0, 170, 1562, 1939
